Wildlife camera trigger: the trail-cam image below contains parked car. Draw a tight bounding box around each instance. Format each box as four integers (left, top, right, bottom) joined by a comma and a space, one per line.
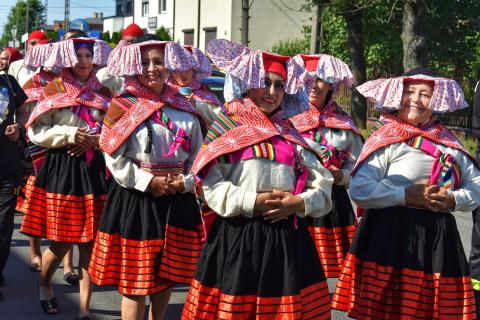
202, 69, 225, 104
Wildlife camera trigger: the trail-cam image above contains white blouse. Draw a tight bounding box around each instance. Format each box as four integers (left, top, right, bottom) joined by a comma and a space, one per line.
202, 144, 334, 219
104, 106, 203, 194
350, 141, 480, 212
194, 99, 222, 127
304, 127, 363, 186
28, 107, 104, 148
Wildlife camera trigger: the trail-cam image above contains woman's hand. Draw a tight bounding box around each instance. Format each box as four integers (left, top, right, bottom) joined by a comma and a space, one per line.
328, 165, 344, 185
147, 176, 177, 197
5, 124, 20, 142
168, 175, 185, 192
67, 144, 89, 157
405, 182, 452, 212
263, 190, 306, 223
74, 127, 92, 147
253, 192, 278, 215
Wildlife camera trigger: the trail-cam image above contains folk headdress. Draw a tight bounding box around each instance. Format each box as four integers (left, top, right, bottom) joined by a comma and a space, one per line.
356, 74, 467, 113
206, 39, 311, 118
164, 44, 212, 82
294, 54, 354, 91
24, 37, 111, 70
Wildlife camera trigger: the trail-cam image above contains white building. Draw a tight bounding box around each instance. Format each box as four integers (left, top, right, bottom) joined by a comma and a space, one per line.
103, 0, 312, 51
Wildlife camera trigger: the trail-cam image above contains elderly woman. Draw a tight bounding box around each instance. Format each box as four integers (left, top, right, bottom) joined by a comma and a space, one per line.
20, 37, 112, 319
89, 34, 204, 320
182, 39, 333, 319
165, 44, 222, 127
290, 54, 363, 278
332, 68, 480, 319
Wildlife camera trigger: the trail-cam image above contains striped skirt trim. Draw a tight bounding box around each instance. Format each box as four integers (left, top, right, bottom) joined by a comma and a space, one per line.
308, 225, 356, 278
15, 175, 36, 213
331, 253, 476, 319
89, 225, 203, 296
182, 279, 331, 320
21, 187, 105, 243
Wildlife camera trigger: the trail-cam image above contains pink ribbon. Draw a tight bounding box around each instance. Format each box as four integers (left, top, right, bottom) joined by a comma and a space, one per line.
75, 106, 100, 166
163, 127, 191, 157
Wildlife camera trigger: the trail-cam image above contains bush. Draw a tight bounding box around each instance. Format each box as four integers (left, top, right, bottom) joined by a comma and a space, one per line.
111, 31, 121, 44
102, 32, 111, 43
155, 26, 172, 41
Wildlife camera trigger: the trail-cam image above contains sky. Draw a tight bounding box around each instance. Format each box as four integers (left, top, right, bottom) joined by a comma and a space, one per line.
0, 0, 116, 38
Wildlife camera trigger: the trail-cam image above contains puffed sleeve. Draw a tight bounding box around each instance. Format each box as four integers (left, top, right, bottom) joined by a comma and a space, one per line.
350, 144, 407, 209
451, 151, 480, 212
201, 162, 258, 218
180, 114, 203, 193
295, 145, 333, 218
339, 132, 363, 186
104, 141, 154, 192
28, 109, 79, 148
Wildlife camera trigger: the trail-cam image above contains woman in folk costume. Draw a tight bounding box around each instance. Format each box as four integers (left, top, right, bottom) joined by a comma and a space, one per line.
19, 37, 112, 318
331, 68, 480, 319
88, 34, 204, 320
165, 44, 222, 126
289, 54, 363, 278
182, 39, 334, 320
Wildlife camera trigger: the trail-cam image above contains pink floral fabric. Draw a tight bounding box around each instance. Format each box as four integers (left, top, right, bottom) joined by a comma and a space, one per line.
24, 42, 55, 69
164, 44, 212, 81
357, 75, 467, 112
293, 54, 354, 88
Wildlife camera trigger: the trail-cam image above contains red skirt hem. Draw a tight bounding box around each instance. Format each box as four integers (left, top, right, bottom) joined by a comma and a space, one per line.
331, 253, 476, 319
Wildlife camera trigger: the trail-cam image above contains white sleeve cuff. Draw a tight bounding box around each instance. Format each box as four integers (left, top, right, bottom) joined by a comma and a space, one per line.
241, 190, 257, 218
66, 126, 78, 144
180, 173, 196, 193
297, 193, 313, 218
396, 187, 406, 206
134, 170, 154, 192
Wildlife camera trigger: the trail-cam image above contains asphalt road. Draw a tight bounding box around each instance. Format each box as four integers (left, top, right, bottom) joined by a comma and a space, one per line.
0, 210, 473, 320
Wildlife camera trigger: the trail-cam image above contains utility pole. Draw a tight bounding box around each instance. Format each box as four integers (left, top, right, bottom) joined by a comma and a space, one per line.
26, 0, 29, 33
45, 0, 48, 28
310, 3, 322, 54
241, 0, 250, 45
64, 0, 70, 33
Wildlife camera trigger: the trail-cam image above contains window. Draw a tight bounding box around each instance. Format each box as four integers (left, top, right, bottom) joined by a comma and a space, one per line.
183, 29, 194, 46
142, 1, 149, 16
116, 4, 123, 16
159, 0, 167, 13
126, 1, 132, 14
204, 27, 217, 47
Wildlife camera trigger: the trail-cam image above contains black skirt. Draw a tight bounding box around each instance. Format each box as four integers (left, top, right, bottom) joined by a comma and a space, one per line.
20, 148, 107, 243
89, 182, 204, 296
332, 206, 475, 319
182, 215, 331, 319
307, 185, 357, 278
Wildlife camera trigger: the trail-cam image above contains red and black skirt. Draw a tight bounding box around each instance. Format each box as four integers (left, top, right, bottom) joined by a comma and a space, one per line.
307, 184, 357, 278
332, 206, 476, 319
20, 148, 107, 243
88, 182, 204, 296
182, 215, 331, 319
15, 175, 36, 213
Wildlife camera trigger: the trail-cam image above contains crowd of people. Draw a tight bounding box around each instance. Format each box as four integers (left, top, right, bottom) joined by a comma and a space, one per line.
0, 22, 479, 320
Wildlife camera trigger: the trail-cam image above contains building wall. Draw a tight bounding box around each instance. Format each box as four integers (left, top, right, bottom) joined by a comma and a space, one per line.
173, 0, 199, 46
231, 0, 312, 51
134, 0, 174, 35
103, 16, 134, 34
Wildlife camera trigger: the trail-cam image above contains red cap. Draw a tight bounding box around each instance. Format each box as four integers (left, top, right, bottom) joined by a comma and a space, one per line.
262, 52, 289, 81
122, 23, 144, 37
37, 38, 51, 45
183, 45, 193, 53
3, 48, 23, 63
27, 30, 47, 42
300, 54, 319, 72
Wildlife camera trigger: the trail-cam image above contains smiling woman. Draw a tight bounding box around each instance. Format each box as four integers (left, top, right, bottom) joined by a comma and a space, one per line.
331, 69, 480, 319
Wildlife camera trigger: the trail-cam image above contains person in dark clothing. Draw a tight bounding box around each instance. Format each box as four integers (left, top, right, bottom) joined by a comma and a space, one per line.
470, 78, 480, 318
0, 73, 28, 300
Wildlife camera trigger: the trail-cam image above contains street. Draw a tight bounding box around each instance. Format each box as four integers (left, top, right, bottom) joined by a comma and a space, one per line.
0, 210, 473, 320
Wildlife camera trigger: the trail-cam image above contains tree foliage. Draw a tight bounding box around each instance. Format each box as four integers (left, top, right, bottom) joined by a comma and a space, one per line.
0, 0, 46, 48
271, 26, 311, 56
111, 31, 121, 44
101, 32, 111, 43
155, 26, 172, 41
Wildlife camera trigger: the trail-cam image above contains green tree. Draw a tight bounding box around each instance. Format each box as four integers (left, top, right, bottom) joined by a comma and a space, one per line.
0, 0, 46, 48
271, 26, 311, 56
46, 30, 59, 41
102, 32, 111, 43
111, 31, 121, 44
155, 26, 172, 41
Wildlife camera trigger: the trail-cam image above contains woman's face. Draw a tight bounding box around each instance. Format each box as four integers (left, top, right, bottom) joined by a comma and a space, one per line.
309, 79, 333, 109
398, 80, 434, 126
172, 69, 194, 87
247, 72, 285, 116
72, 47, 94, 81
0, 51, 9, 72
136, 47, 168, 94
